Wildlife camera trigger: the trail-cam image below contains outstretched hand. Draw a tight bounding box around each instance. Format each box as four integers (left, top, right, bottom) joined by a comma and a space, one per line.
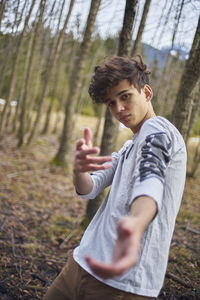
73, 128, 112, 173
85, 216, 142, 279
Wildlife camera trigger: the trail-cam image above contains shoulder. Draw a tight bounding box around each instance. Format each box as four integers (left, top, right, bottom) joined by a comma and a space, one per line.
139, 117, 185, 144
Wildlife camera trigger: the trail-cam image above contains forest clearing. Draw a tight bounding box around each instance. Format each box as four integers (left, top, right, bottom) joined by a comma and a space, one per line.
0, 114, 200, 299
0, 0, 200, 299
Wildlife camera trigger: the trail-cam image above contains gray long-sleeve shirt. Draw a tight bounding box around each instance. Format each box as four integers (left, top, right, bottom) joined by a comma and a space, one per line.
73, 116, 187, 297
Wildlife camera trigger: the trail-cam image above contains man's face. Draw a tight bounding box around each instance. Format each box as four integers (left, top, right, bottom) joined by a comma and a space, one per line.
105, 79, 154, 133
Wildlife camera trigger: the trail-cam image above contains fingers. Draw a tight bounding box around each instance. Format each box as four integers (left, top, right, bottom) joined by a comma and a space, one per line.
76, 128, 93, 151
85, 256, 130, 279
75, 153, 112, 172
75, 162, 112, 173
85, 257, 118, 279
84, 128, 93, 148
76, 147, 100, 158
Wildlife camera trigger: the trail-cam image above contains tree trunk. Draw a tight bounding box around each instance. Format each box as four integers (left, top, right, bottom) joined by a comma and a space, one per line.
0, 0, 6, 30
86, 0, 137, 222
101, 0, 137, 156
0, 0, 24, 97
154, 0, 175, 49
131, 0, 152, 56
25, 6, 55, 135
17, 0, 45, 147
41, 0, 68, 134
153, 0, 184, 114
0, 0, 37, 133
54, 0, 101, 165
186, 82, 200, 142
27, 0, 75, 145
150, 0, 168, 46
93, 104, 106, 146
187, 135, 200, 178
171, 15, 200, 141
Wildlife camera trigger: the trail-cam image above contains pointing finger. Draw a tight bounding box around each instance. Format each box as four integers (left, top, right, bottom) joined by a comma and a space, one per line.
76, 139, 85, 151
84, 128, 93, 148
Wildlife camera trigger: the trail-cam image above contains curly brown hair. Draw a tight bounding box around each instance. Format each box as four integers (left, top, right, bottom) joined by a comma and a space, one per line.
88, 55, 151, 104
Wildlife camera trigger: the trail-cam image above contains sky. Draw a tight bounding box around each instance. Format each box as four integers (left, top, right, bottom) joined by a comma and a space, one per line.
64, 0, 200, 52
2, 0, 200, 53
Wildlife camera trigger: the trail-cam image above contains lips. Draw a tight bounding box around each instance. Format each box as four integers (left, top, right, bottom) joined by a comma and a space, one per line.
119, 114, 131, 122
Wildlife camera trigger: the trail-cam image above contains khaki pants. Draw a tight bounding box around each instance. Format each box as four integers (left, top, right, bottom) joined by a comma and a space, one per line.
44, 250, 150, 300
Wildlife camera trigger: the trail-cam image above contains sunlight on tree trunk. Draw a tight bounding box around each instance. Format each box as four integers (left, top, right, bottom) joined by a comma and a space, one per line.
171, 16, 200, 141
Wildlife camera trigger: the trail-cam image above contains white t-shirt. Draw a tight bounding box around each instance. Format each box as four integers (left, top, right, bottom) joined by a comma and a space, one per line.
73, 116, 187, 297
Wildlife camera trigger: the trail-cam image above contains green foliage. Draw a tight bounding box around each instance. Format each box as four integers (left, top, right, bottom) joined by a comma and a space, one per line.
177, 208, 199, 225
192, 114, 200, 135
170, 246, 192, 264
81, 104, 96, 117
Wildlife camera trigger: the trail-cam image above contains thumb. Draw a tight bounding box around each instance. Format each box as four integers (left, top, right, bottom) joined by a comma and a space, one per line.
84, 128, 93, 148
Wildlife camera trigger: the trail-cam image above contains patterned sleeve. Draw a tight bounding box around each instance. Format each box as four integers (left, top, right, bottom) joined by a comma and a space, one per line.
130, 131, 172, 210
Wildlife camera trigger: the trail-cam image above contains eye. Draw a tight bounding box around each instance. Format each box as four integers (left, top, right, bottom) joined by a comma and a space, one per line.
121, 93, 130, 100
108, 101, 115, 107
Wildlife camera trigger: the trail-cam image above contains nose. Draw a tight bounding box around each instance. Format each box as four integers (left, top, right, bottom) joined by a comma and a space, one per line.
116, 102, 125, 114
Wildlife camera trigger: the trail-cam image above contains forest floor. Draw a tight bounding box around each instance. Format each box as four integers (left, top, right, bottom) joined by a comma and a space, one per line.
0, 133, 200, 300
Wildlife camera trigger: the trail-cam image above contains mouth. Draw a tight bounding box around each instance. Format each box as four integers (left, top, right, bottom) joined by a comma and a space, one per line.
119, 114, 131, 122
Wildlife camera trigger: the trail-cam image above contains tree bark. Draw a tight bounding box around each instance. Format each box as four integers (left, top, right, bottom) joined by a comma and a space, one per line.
186, 82, 200, 142
171, 16, 200, 141
17, 0, 45, 147
41, 0, 69, 134
153, 0, 184, 114
131, 0, 152, 56
54, 0, 101, 165
27, 0, 75, 145
101, 0, 138, 157
0, 0, 37, 133
86, 0, 138, 222
0, 0, 24, 97
0, 0, 6, 30
93, 104, 106, 146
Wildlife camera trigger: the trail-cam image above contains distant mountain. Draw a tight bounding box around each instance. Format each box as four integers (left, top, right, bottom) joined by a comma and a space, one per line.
141, 42, 189, 69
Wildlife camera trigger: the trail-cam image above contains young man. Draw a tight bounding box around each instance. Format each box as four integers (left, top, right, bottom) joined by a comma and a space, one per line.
44, 56, 187, 299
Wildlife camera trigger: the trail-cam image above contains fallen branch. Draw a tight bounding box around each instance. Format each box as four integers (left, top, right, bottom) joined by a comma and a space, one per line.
59, 220, 83, 249
184, 226, 200, 235
31, 273, 47, 284
23, 285, 46, 291
59, 230, 75, 249
166, 272, 193, 288
0, 217, 8, 231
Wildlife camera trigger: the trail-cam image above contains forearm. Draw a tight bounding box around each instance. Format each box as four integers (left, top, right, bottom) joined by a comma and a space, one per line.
130, 196, 157, 235
73, 171, 93, 195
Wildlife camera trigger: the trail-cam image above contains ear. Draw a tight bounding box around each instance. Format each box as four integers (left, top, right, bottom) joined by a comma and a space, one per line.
144, 85, 153, 102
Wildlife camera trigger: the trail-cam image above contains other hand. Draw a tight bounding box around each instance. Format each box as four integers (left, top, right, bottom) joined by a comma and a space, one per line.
73, 128, 112, 173
85, 216, 142, 279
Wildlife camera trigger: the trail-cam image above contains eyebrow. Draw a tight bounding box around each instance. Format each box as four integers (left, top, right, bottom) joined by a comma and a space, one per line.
105, 89, 130, 103
116, 89, 129, 96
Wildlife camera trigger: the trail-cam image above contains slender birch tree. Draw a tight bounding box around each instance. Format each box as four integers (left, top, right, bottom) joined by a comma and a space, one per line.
17, 0, 46, 146
153, 0, 185, 114
86, 0, 138, 221
27, 0, 75, 144
54, 0, 101, 165
131, 0, 152, 56
171, 16, 200, 141
186, 82, 200, 142
0, 0, 36, 133
41, 0, 72, 134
